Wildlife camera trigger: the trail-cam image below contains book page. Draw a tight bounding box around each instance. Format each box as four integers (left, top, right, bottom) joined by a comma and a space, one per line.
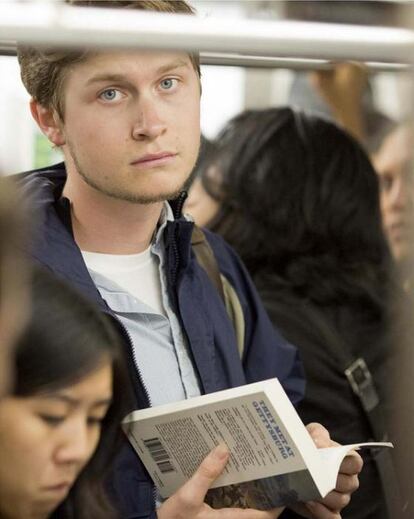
317, 442, 394, 488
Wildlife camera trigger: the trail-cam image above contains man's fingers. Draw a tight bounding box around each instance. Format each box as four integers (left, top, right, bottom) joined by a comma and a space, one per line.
335, 472, 360, 494
179, 444, 229, 505
306, 423, 331, 448
318, 489, 351, 511
213, 506, 284, 519
338, 451, 363, 476
305, 500, 342, 519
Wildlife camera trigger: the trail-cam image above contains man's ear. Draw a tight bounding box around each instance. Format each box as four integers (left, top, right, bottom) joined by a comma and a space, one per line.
29, 99, 66, 147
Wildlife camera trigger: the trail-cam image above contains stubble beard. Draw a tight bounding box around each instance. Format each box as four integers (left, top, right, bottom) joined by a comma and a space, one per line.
67, 142, 190, 205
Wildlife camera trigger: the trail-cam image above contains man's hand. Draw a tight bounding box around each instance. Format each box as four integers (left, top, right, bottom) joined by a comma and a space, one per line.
289, 423, 363, 519
157, 444, 284, 519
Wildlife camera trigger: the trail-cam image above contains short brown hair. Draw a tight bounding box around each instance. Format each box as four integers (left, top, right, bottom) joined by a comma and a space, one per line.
17, 0, 200, 119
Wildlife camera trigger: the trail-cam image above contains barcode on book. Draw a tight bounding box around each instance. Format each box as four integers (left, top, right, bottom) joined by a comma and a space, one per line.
143, 437, 176, 474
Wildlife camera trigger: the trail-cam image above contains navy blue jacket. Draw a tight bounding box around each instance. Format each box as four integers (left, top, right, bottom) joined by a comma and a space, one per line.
19, 163, 305, 519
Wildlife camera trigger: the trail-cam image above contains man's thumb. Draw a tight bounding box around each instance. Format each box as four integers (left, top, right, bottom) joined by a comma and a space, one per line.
184, 444, 229, 503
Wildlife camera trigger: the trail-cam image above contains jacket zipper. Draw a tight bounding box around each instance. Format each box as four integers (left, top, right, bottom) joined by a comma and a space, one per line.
169, 191, 187, 291
105, 310, 158, 510
113, 313, 152, 406
110, 193, 188, 512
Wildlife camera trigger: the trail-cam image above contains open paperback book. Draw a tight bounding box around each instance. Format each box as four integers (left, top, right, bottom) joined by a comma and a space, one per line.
122, 378, 392, 510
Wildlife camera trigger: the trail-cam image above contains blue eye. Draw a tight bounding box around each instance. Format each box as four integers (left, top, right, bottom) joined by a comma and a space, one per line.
160, 78, 177, 90
100, 89, 119, 101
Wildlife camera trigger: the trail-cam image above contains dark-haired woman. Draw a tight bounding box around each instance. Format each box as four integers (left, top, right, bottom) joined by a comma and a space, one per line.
0, 268, 131, 519
185, 107, 398, 519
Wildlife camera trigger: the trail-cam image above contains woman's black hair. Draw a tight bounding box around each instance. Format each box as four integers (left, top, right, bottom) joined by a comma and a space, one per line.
204, 107, 392, 307
13, 267, 132, 519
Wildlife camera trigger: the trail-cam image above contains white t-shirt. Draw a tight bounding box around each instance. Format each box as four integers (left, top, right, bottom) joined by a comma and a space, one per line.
82, 246, 166, 316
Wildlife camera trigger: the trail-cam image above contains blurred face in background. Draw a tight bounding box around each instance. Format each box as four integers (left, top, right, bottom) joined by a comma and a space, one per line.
0, 183, 29, 398
184, 176, 220, 227
372, 125, 414, 266
0, 361, 112, 519
185, 163, 223, 227
0, 254, 29, 397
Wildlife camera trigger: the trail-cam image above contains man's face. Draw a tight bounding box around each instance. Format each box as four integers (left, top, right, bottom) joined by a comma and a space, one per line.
56, 50, 201, 204
372, 126, 414, 264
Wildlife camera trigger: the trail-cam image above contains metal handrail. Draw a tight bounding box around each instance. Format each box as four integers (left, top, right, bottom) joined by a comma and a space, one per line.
0, 2, 413, 65
1, 38, 410, 72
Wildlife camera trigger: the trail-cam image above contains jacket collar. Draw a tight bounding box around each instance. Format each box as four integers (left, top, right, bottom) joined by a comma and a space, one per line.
21, 163, 194, 307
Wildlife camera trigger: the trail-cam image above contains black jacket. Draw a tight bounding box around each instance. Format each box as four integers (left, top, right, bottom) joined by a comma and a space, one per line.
255, 273, 391, 519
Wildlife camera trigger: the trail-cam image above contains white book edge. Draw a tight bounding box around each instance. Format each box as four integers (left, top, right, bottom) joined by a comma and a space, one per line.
123, 379, 282, 423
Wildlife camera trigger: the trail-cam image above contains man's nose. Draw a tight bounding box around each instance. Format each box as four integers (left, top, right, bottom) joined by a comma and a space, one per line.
131, 97, 167, 141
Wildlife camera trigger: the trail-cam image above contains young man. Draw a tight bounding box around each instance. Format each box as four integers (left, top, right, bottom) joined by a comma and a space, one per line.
16, 1, 362, 518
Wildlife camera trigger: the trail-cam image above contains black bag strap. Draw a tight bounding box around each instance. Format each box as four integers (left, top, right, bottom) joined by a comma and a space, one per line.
303, 302, 403, 518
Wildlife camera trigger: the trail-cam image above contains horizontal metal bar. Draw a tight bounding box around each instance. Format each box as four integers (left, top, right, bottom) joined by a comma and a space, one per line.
1, 39, 409, 72
0, 40, 16, 57
0, 2, 413, 64
200, 53, 412, 72
202, 54, 332, 70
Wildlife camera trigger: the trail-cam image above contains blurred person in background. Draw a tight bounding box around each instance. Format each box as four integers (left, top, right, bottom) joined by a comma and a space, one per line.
288, 63, 394, 155
371, 123, 414, 290
283, 5, 414, 514
289, 63, 414, 289
185, 107, 401, 519
0, 178, 29, 397
0, 267, 132, 519
371, 125, 414, 519
285, 0, 404, 153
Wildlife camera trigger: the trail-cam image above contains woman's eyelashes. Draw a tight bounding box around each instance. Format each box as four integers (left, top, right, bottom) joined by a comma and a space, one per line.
38, 413, 107, 427
38, 413, 66, 426
87, 414, 107, 426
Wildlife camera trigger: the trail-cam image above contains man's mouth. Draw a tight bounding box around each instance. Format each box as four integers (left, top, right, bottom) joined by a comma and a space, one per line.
130, 152, 177, 168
